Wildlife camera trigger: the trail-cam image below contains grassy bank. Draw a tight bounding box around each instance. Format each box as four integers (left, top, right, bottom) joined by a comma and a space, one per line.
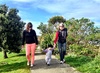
65, 55, 100, 73
0, 51, 30, 73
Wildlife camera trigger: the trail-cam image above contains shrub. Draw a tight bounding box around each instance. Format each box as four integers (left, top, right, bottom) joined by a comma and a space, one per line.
40, 34, 53, 49
69, 44, 98, 57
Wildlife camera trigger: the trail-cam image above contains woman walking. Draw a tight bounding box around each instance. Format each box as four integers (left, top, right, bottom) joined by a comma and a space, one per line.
54, 23, 68, 64
22, 22, 38, 67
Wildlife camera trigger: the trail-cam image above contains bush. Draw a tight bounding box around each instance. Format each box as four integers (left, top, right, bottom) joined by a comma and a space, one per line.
69, 44, 98, 57
69, 44, 83, 53
40, 34, 54, 49
53, 48, 59, 55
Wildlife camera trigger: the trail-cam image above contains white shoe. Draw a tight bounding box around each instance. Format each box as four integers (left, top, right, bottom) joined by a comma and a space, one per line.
63, 59, 66, 63
27, 62, 30, 66
31, 64, 34, 67
60, 61, 64, 64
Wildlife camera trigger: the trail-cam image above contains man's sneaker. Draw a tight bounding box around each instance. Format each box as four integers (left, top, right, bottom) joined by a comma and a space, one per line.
60, 61, 64, 64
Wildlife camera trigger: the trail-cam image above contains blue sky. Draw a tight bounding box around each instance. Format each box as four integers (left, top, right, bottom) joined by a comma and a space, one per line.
0, 0, 100, 35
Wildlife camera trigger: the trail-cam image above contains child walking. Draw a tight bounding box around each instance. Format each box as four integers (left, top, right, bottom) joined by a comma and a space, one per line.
43, 44, 54, 66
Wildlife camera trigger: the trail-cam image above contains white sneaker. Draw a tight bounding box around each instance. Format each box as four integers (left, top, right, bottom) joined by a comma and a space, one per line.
60, 61, 64, 64
27, 62, 30, 66
63, 59, 66, 63
31, 64, 34, 67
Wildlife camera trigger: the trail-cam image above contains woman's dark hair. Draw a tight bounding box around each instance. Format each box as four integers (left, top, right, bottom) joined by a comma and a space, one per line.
28, 22, 32, 28
26, 22, 33, 31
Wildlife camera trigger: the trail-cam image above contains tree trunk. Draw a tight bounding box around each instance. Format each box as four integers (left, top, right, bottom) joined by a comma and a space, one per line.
3, 50, 8, 59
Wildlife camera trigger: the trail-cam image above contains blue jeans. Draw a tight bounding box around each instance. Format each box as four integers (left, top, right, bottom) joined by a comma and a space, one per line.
58, 42, 66, 61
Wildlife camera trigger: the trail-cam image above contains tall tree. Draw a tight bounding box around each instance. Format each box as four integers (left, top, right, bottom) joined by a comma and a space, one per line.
65, 17, 95, 45
0, 4, 25, 58
37, 22, 48, 34
48, 16, 66, 24
37, 22, 54, 35
37, 22, 54, 48
48, 16, 66, 29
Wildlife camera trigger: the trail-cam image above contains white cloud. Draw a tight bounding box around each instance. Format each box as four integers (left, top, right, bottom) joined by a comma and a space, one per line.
33, 0, 100, 27
17, 0, 100, 28
7, 0, 100, 19
34, 0, 78, 14
1, 0, 100, 28
36, 0, 100, 16
93, 0, 100, 3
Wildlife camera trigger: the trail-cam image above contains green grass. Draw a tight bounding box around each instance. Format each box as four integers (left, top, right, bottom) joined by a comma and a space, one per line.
65, 55, 100, 73
0, 51, 30, 73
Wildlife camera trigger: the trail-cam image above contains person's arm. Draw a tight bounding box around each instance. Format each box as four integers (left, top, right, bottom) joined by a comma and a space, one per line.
54, 31, 59, 44
66, 28, 68, 38
33, 30, 38, 45
22, 30, 25, 48
22, 30, 25, 45
52, 48, 54, 51
43, 49, 48, 53
53, 31, 59, 48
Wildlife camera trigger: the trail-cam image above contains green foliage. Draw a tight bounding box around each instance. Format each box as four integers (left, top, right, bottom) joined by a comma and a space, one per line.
65, 55, 100, 73
69, 44, 83, 52
48, 16, 66, 24
0, 4, 25, 54
37, 22, 48, 34
37, 22, 59, 55
67, 35, 75, 45
37, 22, 55, 34
65, 17, 99, 58
37, 22, 55, 49
0, 4, 8, 14
69, 44, 98, 57
40, 34, 53, 49
65, 18, 95, 45
40, 33, 59, 55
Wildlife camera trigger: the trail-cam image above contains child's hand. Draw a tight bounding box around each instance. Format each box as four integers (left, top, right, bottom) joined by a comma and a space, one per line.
41, 49, 44, 51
